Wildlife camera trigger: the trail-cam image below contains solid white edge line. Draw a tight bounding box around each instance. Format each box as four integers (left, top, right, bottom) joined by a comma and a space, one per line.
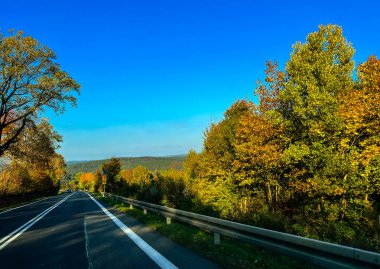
0, 197, 50, 215
0, 193, 75, 251
86, 193, 178, 269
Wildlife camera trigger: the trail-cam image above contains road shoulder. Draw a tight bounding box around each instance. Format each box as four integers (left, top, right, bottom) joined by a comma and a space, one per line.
93, 195, 220, 269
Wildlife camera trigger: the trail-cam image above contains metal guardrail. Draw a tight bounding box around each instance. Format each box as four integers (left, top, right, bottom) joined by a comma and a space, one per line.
104, 192, 380, 269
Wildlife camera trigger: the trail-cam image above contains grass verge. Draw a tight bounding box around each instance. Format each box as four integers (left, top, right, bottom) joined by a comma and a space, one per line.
98, 196, 318, 269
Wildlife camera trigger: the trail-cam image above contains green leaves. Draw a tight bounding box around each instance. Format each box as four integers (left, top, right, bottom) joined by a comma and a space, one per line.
282, 25, 354, 143
0, 30, 80, 156
186, 24, 379, 249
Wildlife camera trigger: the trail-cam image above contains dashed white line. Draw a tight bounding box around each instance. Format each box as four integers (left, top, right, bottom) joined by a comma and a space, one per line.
84, 217, 93, 269
87, 192, 178, 269
0, 193, 74, 251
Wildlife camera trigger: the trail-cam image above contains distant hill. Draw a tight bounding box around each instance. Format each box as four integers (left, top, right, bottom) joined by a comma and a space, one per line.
66, 155, 186, 175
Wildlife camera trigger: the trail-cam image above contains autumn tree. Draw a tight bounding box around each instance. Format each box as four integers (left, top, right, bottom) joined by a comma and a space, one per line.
338, 56, 380, 236
340, 56, 380, 169
233, 62, 286, 221
201, 100, 251, 180
0, 30, 80, 156
157, 169, 190, 208
119, 169, 134, 185
79, 172, 96, 191
183, 149, 201, 180
271, 25, 380, 243
100, 157, 121, 193
280, 25, 354, 142
353, 56, 380, 199
193, 100, 251, 219
131, 165, 153, 189
0, 119, 66, 196
117, 168, 133, 194
117, 165, 156, 201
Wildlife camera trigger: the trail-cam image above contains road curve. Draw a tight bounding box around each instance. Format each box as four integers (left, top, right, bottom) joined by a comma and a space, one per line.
0, 191, 220, 269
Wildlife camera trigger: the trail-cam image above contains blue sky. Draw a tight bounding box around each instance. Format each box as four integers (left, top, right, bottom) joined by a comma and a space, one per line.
2, 0, 380, 161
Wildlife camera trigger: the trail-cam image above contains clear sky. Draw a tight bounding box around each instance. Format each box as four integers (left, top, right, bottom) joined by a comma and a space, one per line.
2, 0, 380, 161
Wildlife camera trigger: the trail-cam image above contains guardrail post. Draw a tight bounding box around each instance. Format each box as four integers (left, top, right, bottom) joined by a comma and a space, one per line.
130, 204, 133, 209
214, 232, 220, 245
143, 209, 147, 214
166, 216, 171, 224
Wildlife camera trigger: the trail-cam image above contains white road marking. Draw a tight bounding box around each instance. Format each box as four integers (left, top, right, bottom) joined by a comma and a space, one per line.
84, 217, 93, 269
0, 197, 49, 215
87, 193, 178, 269
0, 193, 75, 251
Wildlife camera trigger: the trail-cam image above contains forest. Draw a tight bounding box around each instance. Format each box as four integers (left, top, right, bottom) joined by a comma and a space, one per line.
66, 155, 185, 175
72, 25, 380, 251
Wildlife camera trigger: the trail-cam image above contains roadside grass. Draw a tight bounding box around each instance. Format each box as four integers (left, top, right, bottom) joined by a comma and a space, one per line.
98, 196, 319, 269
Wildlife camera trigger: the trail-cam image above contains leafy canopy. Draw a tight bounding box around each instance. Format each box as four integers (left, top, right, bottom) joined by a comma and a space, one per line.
0, 30, 80, 156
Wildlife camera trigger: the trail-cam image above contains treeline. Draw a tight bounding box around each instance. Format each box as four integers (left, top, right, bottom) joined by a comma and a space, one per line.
66, 155, 185, 175
72, 159, 192, 209
74, 25, 379, 251
187, 25, 380, 250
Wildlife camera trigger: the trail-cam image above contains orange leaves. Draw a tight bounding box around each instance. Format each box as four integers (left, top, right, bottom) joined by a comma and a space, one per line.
119, 169, 133, 184
235, 108, 283, 168
357, 55, 380, 93
79, 172, 96, 186
339, 56, 380, 166
256, 61, 284, 114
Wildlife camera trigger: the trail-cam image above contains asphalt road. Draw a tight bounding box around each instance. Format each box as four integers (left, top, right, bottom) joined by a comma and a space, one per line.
0, 191, 220, 269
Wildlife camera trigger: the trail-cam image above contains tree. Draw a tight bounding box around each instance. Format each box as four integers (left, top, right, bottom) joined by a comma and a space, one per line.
119, 169, 133, 184
183, 149, 201, 180
274, 25, 379, 242
340, 55, 380, 206
280, 24, 354, 142
131, 165, 152, 187
0, 30, 80, 156
194, 100, 251, 219
201, 100, 251, 180
157, 169, 189, 208
9, 118, 62, 163
233, 62, 286, 216
94, 168, 104, 193
101, 157, 121, 192
0, 119, 66, 196
79, 172, 96, 191
340, 55, 380, 167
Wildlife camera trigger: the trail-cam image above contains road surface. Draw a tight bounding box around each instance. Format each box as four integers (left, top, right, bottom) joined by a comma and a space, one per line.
0, 191, 220, 269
